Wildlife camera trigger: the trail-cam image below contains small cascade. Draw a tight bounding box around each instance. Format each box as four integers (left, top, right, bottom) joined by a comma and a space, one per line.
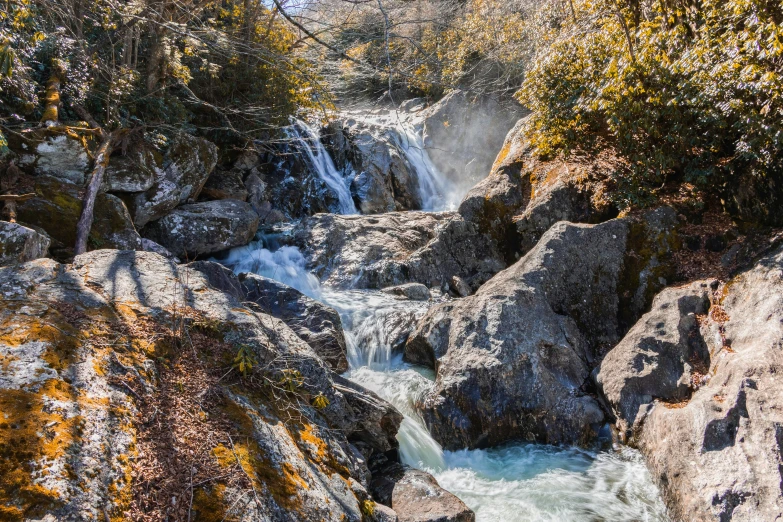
287, 119, 358, 215
389, 119, 465, 211
221, 235, 670, 522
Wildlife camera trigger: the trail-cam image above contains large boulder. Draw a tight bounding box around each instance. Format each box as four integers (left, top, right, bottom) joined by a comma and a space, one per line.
600, 245, 783, 521
0, 250, 403, 521
405, 209, 679, 450
0, 221, 50, 265
104, 146, 160, 193
129, 133, 218, 226
370, 463, 475, 522
18, 134, 89, 184
422, 90, 527, 196
595, 281, 712, 441
143, 199, 259, 258
16, 175, 142, 258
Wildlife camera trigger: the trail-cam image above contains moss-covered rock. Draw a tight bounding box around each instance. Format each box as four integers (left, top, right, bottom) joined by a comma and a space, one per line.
16, 175, 142, 259
0, 221, 50, 266
128, 133, 218, 227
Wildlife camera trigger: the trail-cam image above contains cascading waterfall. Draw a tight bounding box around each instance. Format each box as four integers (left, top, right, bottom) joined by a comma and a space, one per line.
288, 119, 358, 215
220, 237, 671, 522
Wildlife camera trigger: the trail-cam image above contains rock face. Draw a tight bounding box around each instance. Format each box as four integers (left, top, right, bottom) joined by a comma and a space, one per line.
240, 271, 350, 373
293, 118, 616, 295
0, 250, 402, 521
595, 281, 712, 440
129, 133, 219, 227
422, 91, 527, 197
142, 199, 259, 258
292, 211, 455, 289
599, 245, 783, 521
405, 210, 679, 450
371, 463, 475, 522
0, 221, 50, 265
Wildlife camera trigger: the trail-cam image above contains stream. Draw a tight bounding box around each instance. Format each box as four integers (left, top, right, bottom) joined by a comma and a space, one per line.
220, 112, 671, 521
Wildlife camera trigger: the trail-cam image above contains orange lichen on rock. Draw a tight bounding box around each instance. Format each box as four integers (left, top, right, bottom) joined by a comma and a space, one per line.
0, 384, 79, 521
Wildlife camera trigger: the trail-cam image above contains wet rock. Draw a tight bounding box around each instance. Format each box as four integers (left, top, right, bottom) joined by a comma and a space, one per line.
201, 168, 248, 201
292, 211, 454, 289
142, 199, 259, 258
17, 175, 142, 258
595, 281, 712, 440
105, 147, 159, 193
631, 245, 783, 521
422, 90, 527, 197
325, 118, 422, 212
381, 283, 430, 301
370, 463, 475, 522
239, 272, 349, 373
0, 220, 50, 265
129, 133, 218, 226
406, 210, 679, 450
0, 250, 403, 521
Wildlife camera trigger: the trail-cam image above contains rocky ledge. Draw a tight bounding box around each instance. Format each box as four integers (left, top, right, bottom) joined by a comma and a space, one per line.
0, 250, 425, 521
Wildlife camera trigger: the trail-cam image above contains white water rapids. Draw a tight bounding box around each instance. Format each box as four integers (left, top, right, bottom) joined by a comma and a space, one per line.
289, 110, 465, 213
219, 239, 670, 522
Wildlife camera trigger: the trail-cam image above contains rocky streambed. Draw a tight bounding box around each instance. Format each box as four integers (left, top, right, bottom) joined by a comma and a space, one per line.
1, 92, 782, 522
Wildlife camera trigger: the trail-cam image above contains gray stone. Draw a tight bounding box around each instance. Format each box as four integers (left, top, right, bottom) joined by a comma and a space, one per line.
16, 175, 142, 258
0, 220, 50, 265
595, 281, 712, 441
325, 119, 422, 213
0, 250, 404, 521
381, 283, 430, 301
30, 134, 89, 184
629, 245, 783, 521
405, 211, 679, 450
239, 272, 349, 373
140, 238, 179, 262
129, 133, 218, 226
292, 211, 453, 289
371, 463, 475, 522
105, 148, 159, 192
201, 168, 248, 201
142, 199, 259, 258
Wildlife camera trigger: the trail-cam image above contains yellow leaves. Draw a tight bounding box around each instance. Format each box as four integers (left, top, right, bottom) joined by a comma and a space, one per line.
233, 345, 256, 377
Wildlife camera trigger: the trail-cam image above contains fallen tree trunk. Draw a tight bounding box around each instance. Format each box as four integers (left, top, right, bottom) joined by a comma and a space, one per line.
74, 130, 114, 255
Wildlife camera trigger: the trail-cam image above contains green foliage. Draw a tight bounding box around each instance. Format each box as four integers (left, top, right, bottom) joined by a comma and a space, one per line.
233, 345, 256, 377
311, 392, 330, 410
278, 369, 304, 393
518, 0, 783, 209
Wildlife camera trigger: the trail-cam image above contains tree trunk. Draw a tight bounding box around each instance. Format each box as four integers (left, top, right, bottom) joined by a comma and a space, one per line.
41, 72, 62, 125
74, 131, 114, 255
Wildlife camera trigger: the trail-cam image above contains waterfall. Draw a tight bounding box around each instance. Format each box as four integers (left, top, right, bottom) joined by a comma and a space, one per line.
288, 119, 358, 215
390, 120, 460, 211
219, 237, 670, 522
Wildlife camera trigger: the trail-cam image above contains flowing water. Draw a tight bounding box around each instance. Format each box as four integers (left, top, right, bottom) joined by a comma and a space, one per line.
223, 113, 669, 520
288, 119, 358, 215
220, 239, 671, 522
